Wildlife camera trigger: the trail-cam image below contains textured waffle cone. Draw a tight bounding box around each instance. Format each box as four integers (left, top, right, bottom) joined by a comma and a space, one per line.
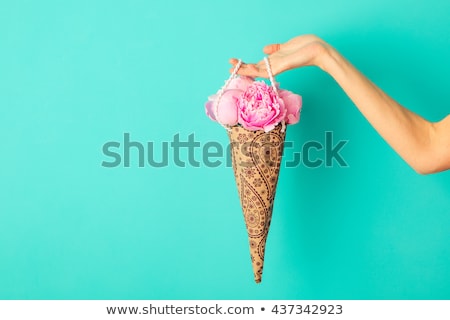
228, 124, 286, 283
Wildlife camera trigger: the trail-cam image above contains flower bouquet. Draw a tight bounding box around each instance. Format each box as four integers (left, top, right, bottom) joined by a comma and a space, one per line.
205, 58, 302, 283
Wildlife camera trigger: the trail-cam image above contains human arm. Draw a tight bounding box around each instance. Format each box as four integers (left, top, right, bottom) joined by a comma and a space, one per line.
230, 35, 450, 174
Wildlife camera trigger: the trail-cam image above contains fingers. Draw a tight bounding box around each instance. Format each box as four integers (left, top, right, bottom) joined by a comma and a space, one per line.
229, 59, 267, 78
263, 43, 281, 54
228, 63, 260, 77
229, 58, 240, 65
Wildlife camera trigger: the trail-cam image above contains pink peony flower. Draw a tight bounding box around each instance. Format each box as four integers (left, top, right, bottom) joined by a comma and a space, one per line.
237, 81, 286, 132
205, 77, 254, 126
279, 89, 302, 124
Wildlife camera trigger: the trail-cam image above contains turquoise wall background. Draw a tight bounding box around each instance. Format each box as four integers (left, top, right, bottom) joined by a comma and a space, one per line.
1, 0, 449, 299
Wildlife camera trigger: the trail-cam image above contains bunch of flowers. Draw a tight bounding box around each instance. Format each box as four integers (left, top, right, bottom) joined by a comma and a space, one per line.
205, 76, 302, 132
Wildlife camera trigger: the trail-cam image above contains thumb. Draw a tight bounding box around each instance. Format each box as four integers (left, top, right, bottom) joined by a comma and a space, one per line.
263, 43, 281, 54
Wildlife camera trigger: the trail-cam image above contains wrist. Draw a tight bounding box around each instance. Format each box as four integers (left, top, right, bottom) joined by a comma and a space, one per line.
315, 43, 340, 74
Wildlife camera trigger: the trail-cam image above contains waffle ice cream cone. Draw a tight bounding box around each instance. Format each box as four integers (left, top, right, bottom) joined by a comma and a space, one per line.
228, 124, 286, 283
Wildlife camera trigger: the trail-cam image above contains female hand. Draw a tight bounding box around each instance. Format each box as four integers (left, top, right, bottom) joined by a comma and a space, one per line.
229, 34, 329, 78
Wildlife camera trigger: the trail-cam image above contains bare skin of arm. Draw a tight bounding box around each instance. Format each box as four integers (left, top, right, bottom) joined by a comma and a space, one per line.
230, 35, 450, 174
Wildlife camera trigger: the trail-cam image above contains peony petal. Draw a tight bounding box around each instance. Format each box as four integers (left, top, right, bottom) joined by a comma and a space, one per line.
279, 89, 302, 124
228, 76, 255, 91
263, 123, 276, 132
205, 100, 217, 121
216, 90, 239, 126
